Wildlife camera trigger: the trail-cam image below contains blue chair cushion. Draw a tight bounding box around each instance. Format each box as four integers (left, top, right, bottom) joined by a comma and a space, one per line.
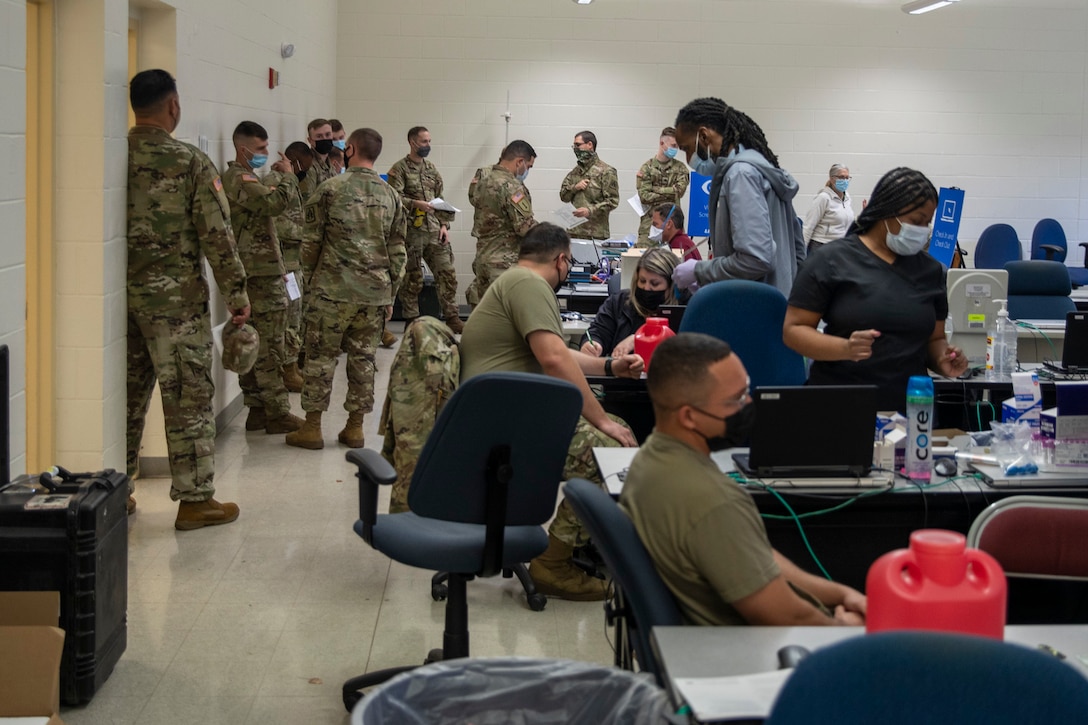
360, 514, 548, 573
1069, 267, 1088, 288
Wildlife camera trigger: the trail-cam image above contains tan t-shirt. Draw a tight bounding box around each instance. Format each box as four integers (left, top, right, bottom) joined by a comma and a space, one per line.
619, 432, 780, 626
459, 266, 564, 381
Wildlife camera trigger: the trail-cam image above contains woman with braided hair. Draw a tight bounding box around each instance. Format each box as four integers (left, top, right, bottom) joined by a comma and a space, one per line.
670, 97, 806, 297
783, 167, 968, 411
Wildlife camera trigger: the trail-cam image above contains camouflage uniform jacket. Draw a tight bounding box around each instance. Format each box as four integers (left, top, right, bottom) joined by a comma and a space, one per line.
637, 156, 690, 213
301, 166, 408, 306
469, 164, 536, 260
387, 155, 454, 236
127, 125, 249, 314
559, 154, 619, 239
299, 156, 337, 201
222, 162, 297, 278
274, 180, 305, 272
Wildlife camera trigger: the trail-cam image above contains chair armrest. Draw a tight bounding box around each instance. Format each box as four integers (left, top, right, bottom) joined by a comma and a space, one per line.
1040, 244, 1063, 260
345, 449, 398, 544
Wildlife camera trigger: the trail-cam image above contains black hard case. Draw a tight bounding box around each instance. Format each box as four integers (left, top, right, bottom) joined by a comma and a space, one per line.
0, 468, 129, 704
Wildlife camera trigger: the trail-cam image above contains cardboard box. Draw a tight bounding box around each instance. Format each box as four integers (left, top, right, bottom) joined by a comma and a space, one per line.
0, 592, 66, 724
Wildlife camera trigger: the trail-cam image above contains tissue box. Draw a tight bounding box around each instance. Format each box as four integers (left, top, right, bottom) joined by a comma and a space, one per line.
1002, 397, 1040, 428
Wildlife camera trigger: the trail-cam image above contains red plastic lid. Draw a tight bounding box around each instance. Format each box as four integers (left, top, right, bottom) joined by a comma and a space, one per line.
645, 317, 668, 325
910, 529, 965, 555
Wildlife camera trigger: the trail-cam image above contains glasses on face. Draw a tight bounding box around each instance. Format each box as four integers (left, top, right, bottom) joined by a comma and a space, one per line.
834, 175, 852, 181
722, 377, 752, 409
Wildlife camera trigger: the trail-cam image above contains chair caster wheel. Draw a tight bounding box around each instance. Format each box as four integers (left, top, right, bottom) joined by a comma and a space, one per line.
424, 648, 443, 664
343, 690, 363, 712
527, 593, 547, 612
431, 583, 448, 601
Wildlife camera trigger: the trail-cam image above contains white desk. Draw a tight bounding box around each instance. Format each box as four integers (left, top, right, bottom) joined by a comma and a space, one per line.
651, 625, 1088, 722
1017, 323, 1066, 363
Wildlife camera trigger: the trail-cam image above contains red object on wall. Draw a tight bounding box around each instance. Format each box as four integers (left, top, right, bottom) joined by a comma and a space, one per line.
866, 529, 1007, 640
268, 68, 279, 89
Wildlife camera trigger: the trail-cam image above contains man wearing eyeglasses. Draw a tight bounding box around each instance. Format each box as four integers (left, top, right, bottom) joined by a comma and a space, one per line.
560, 130, 619, 240
620, 333, 867, 627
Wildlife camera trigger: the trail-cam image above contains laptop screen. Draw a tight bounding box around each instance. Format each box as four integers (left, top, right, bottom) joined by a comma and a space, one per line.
658, 305, 686, 333
744, 385, 878, 477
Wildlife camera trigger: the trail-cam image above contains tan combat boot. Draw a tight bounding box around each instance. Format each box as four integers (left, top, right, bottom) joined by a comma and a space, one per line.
282, 363, 303, 393
528, 534, 608, 601
444, 315, 464, 334
175, 498, 240, 531
338, 411, 366, 448
381, 329, 397, 348
266, 411, 304, 434
285, 411, 324, 450
245, 407, 267, 431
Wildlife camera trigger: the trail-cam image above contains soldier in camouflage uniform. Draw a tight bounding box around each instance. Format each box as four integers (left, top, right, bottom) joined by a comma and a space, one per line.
636, 127, 690, 246
126, 69, 247, 531
286, 127, 408, 451
387, 126, 463, 333
459, 222, 644, 600
222, 121, 303, 435
467, 140, 537, 306
301, 118, 336, 200
277, 141, 315, 392
560, 130, 619, 240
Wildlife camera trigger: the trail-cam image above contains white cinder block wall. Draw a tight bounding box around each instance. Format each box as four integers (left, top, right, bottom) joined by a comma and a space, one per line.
336, 0, 1088, 299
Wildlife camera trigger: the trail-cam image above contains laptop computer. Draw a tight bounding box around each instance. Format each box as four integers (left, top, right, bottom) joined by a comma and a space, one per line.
1043, 311, 1088, 374
658, 304, 686, 333
732, 385, 879, 478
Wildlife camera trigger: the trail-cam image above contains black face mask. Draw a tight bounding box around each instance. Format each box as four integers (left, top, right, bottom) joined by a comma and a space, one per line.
417, 146, 431, 158
295, 170, 307, 182
692, 407, 730, 452
314, 139, 334, 155
634, 287, 669, 312
553, 257, 571, 293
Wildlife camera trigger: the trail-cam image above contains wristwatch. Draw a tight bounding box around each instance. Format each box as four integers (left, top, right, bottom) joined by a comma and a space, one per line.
604, 357, 614, 377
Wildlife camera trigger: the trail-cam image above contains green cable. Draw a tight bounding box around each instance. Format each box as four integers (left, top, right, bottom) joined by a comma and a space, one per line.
1014, 321, 1060, 361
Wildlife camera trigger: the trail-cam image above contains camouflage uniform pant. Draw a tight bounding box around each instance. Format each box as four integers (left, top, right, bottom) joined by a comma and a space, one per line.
126, 305, 216, 502
239, 275, 290, 417
636, 213, 655, 247
469, 248, 519, 307
300, 296, 385, 414
398, 230, 459, 320
550, 413, 632, 547
284, 270, 303, 364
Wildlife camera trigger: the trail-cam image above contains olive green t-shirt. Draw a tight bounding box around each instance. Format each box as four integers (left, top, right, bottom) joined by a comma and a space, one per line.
619, 432, 780, 626
459, 266, 564, 381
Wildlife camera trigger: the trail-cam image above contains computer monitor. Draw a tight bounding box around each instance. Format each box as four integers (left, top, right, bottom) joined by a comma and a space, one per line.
945, 268, 1009, 368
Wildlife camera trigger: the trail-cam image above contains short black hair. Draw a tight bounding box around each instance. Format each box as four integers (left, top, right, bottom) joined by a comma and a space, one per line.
501, 139, 536, 162
285, 141, 313, 159
348, 127, 383, 162
407, 126, 428, 142
654, 202, 684, 230
232, 121, 267, 143
851, 167, 938, 235
646, 333, 734, 413
519, 222, 569, 262
575, 130, 597, 150
328, 146, 344, 160
130, 69, 176, 113
329, 119, 344, 132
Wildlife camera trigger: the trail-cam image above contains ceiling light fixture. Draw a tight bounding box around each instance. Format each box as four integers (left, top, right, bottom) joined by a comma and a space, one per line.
573, 0, 593, 5
902, 0, 960, 15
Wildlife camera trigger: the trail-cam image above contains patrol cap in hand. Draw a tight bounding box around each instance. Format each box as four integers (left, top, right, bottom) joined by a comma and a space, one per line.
222, 322, 260, 374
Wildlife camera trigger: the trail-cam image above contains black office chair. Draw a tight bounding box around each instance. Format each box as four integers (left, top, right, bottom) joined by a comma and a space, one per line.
563, 478, 684, 686
766, 631, 1088, 724
341, 372, 583, 711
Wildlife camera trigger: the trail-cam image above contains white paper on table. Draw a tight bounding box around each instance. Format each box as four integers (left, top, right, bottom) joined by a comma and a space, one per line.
429, 197, 461, 214
554, 202, 588, 229
672, 669, 793, 722
627, 193, 646, 217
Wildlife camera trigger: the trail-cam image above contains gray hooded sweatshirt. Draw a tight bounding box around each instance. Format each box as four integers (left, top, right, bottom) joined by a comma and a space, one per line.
693, 148, 806, 297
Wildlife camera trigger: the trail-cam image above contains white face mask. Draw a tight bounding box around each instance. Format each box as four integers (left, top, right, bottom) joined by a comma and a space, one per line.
648, 224, 664, 243
885, 218, 931, 256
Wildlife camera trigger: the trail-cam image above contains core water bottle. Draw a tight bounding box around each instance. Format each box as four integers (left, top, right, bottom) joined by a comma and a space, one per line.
905, 375, 934, 482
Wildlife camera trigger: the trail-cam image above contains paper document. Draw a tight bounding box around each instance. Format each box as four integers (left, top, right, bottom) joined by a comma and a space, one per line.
673, 669, 793, 722
627, 193, 646, 217
284, 272, 301, 301
429, 197, 460, 214
555, 203, 588, 230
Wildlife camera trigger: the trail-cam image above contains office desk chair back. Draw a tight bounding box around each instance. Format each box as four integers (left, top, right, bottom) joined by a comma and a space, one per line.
766, 631, 1088, 724
678, 280, 806, 389
968, 496, 1088, 581
974, 223, 1023, 269
342, 372, 583, 710
1004, 260, 1076, 320
563, 478, 683, 686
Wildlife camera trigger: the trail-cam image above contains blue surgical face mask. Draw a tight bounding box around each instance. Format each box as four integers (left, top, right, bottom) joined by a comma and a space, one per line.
517, 166, 530, 182
834, 179, 850, 193
248, 153, 268, 169
664, 146, 678, 160
688, 136, 718, 176
885, 218, 930, 256
333, 139, 346, 150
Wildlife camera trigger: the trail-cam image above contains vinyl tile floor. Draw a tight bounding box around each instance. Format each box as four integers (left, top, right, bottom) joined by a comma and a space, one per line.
61, 322, 616, 724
